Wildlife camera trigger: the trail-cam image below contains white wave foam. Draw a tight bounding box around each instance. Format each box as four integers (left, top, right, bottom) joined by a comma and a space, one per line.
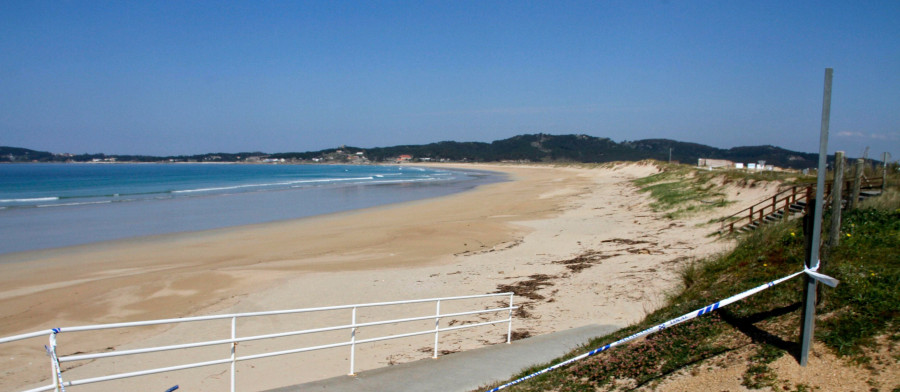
37, 200, 112, 208
174, 177, 377, 194
368, 177, 439, 185
0, 197, 60, 203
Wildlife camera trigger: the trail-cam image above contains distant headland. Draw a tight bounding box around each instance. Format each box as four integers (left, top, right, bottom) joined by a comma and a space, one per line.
0, 133, 864, 169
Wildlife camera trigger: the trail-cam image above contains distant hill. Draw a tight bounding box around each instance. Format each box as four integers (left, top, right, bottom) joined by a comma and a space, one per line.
0, 134, 844, 169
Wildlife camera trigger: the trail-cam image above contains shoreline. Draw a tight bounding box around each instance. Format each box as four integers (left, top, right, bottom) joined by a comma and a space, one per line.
1, 162, 759, 391
0, 163, 504, 255
0, 164, 560, 335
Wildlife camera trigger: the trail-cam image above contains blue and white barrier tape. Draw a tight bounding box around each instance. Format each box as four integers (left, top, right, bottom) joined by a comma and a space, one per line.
486, 263, 837, 391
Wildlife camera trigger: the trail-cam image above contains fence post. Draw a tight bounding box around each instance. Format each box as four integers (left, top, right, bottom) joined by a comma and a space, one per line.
829, 151, 845, 247
433, 300, 441, 358
805, 186, 813, 213
800, 67, 832, 367
349, 307, 357, 375
850, 158, 864, 210
507, 293, 514, 344
883, 152, 889, 192
230, 317, 237, 392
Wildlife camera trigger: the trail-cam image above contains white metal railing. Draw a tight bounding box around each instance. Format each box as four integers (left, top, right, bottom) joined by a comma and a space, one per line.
1, 292, 516, 392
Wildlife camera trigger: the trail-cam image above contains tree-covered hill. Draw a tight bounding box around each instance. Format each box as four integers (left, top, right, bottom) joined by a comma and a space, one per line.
0, 134, 850, 169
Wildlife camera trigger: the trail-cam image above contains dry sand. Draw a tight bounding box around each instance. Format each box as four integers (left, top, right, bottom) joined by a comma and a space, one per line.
0, 163, 776, 391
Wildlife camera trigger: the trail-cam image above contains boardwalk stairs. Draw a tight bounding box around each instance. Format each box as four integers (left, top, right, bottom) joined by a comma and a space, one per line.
717, 176, 884, 235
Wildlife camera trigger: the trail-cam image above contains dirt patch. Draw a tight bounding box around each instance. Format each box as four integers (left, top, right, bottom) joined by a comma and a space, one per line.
552, 251, 619, 273
495, 274, 556, 301
509, 329, 532, 341
601, 238, 655, 245
417, 346, 458, 356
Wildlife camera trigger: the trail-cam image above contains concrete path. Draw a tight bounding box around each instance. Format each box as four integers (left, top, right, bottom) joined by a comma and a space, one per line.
264, 324, 619, 392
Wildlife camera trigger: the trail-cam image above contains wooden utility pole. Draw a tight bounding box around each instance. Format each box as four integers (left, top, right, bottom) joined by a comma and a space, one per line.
883, 152, 889, 192
850, 158, 864, 210
829, 151, 845, 246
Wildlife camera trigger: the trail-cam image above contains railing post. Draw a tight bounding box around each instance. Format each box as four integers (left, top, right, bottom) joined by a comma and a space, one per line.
349, 307, 357, 375
230, 316, 236, 392
433, 300, 441, 358
49, 332, 60, 392
748, 206, 754, 225
507, 294, 514, 344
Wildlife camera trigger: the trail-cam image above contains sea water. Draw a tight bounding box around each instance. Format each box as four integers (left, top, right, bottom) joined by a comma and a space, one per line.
0, 163, 503, 255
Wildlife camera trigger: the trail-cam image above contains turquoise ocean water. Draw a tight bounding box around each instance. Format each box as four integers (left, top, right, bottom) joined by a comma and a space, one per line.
0, 164, 502, 255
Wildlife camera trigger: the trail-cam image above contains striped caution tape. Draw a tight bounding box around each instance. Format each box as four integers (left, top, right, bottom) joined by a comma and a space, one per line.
486, 263, 837, 391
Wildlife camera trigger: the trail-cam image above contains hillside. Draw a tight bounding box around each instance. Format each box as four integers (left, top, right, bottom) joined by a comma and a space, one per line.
1, 134, 843, 169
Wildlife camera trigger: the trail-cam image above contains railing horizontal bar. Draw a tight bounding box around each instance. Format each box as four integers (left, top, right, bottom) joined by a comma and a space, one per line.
354, 317, 511, 346
60, 306, 516, 362
356, 326, 453, 345
61, 358, 232, 387
0, 330, 53, 344
236, 339, 354, 362
436, 318, 513, 334
19, 384, 56, 392
42, 293, 515, 335
350, 307, 516, 330
237, 316, 512, 363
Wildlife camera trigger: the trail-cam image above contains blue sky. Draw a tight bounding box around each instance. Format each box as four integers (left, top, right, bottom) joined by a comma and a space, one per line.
2, 1, 898, 160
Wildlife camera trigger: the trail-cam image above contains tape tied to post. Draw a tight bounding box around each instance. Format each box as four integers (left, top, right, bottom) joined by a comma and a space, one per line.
805, 260, 840, 287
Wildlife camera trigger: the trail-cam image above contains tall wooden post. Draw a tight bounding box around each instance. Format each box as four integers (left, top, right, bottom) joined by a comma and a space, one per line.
850, 158, 864, 210
883, 152, 889, 192
800, 68, 832, 367
829, 151, 845, 246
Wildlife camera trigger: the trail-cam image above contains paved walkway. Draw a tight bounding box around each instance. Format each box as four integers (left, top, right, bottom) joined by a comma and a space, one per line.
264, 324, 620, 392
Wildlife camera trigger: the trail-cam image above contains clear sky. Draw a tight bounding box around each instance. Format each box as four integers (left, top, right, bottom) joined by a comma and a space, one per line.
2, 1, 898, 159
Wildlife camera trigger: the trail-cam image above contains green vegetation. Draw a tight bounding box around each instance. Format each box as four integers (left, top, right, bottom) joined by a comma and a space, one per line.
818, 205, 900, 358
484, 185, 899, 391
631, 163, 813, 219
633, 164, 730, 219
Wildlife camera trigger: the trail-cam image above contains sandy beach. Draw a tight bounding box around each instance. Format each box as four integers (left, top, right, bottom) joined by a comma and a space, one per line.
0, 163, 776, 391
